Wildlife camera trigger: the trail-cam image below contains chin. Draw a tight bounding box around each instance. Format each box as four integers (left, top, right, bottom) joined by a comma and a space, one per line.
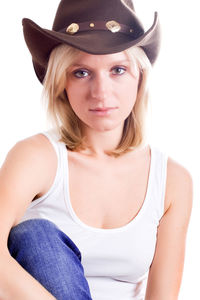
89, 120, 124, 132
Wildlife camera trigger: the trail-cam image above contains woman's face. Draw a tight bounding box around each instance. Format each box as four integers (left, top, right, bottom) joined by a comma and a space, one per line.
65, 50, 140, 133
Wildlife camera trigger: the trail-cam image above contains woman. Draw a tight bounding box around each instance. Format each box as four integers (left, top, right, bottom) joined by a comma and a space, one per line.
0, 0, 193, 299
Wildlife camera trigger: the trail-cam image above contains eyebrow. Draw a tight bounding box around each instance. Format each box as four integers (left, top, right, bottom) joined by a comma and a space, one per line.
70, 59, 131, 69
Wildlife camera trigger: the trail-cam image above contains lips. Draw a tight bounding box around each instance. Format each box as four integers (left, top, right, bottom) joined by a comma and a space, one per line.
89, 107, 118, 116
89, 107, 117, 111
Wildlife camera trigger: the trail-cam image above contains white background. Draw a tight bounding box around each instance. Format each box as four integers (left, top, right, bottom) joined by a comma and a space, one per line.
0, 1, 199, 299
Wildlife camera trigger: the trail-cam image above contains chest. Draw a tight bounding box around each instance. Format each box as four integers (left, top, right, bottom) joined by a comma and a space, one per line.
79, 222, 157, 282
67, 150, 151, 229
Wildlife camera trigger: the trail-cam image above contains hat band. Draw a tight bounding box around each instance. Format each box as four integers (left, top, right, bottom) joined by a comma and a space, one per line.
59, 20, 136, 35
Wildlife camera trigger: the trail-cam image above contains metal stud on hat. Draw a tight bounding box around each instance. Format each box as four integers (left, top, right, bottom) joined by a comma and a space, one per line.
66, 23, 79, 34
106, 21, 121, 33
65, 20, 133, 36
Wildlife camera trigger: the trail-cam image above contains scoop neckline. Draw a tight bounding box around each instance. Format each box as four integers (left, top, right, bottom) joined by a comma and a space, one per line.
63, 145, 154, 233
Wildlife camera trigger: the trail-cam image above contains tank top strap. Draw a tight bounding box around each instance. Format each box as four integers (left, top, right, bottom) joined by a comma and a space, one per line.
149, 145, 168, 222
36, 128, 66, 199
20, 128, 67, 218
40, 128, 63, 158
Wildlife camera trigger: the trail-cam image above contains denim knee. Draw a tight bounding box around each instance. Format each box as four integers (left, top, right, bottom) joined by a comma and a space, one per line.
8, 218, 92, 300
8, 218, 82, 261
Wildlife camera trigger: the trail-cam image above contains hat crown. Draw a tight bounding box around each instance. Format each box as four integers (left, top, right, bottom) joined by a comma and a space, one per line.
52, 0, 143, 33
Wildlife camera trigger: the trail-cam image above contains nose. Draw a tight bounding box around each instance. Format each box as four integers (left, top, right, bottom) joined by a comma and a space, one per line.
90, 72, 109, 101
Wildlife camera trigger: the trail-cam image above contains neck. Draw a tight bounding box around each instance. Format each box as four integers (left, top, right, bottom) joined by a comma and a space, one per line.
80, 124, 124, 159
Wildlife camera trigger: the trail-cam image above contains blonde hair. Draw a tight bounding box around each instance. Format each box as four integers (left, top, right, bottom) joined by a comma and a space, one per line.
42, 44, 151, 157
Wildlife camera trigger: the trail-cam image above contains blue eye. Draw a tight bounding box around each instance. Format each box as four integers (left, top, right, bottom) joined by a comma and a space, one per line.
112, 67, 126, 75
73, 69, 89, 78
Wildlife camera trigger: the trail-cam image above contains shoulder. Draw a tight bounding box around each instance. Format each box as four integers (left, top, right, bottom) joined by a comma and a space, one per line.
164, 156, 193, 218
0, 133, 58, 227
167, 156, 193, 186
5, 133, 58, 196
16, 132, 55, 149
13, 133, 57, 162
19, 131, 58, 174
166, 156, 193, 195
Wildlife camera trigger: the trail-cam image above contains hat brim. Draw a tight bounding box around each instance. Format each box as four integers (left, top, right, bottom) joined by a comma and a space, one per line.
22, 12, 160, 83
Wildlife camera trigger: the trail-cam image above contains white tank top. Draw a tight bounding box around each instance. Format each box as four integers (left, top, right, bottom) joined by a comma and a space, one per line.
20, 128, 168, 300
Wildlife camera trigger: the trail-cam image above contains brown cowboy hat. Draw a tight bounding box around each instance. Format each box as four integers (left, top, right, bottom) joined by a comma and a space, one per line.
22, 0, 161, 84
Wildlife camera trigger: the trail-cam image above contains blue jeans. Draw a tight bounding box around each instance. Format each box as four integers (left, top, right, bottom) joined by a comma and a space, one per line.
8, 219, 93, 300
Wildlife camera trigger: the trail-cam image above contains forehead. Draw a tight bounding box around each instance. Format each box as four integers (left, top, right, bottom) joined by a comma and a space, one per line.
70, 50, 132, 66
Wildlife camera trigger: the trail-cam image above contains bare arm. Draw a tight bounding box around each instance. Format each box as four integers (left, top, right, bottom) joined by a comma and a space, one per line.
145, 158, 193, 300
0, 135, 57, 300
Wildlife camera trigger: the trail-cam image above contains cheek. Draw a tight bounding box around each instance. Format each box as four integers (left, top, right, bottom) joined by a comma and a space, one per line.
65, 86, 89, 123
66, 84, 82, 109
66, 79, 88, 101
119, 79, 139, 107
64, 92, 77, 118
